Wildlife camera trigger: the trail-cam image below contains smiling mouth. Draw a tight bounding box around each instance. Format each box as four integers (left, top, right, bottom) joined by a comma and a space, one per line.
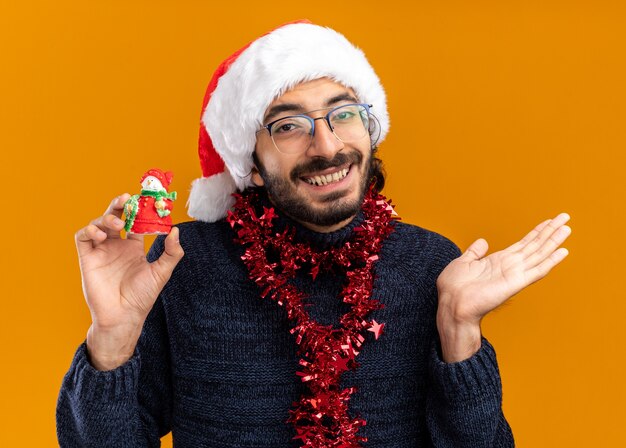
302, 165, 351, 186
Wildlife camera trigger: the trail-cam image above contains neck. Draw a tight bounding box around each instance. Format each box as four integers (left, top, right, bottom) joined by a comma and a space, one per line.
283, 212, 357, 233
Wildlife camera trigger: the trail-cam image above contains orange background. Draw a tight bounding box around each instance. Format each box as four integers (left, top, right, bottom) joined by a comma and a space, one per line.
1, 1, 624, 446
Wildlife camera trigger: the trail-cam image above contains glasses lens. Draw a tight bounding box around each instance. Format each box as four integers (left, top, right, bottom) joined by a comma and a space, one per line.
329, 104, 369, 142
270, 116, 312, 154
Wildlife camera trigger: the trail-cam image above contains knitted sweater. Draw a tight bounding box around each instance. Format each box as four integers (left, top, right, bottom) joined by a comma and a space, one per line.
56, 197, 515, 447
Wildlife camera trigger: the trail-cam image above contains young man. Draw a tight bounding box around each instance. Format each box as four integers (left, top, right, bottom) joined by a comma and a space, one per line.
57, 21, 570, 447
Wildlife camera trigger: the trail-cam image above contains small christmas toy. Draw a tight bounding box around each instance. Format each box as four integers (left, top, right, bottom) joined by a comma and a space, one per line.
123, 168, 177, 235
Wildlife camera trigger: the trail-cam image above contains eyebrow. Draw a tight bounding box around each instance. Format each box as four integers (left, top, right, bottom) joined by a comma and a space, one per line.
263, 93, 359, 124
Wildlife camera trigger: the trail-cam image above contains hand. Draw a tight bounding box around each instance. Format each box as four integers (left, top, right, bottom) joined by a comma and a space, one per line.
435, 212, 572, 362
75, 194, 185, 369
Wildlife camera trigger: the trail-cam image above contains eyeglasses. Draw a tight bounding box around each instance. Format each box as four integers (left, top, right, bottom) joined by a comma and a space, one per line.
256, 103, 373, 155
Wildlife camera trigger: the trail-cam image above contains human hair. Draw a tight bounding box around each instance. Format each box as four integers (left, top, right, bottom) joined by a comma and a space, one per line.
369, 145, 386, 193
367, 111, 386, 193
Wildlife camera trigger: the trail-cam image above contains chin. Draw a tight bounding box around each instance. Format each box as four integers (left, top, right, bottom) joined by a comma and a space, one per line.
299, 189, 366, 227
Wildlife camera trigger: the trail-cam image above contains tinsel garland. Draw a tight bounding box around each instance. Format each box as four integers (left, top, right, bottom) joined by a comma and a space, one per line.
226, 186, 398, 447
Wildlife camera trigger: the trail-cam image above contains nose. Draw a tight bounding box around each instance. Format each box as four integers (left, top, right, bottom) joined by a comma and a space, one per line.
305, 117, 344, 159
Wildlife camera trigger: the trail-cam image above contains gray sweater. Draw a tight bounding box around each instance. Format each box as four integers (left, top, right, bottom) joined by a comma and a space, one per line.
56, 198, 514, 447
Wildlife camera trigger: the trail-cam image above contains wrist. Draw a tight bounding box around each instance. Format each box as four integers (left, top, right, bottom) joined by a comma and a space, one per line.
436, 296, 482, 363
86, 322, 144, 371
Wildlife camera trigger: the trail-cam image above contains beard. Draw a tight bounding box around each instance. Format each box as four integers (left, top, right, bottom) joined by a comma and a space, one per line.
255, 149, 373, 228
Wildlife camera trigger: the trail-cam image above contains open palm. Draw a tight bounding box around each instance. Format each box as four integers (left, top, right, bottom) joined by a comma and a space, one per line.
436, 212, 572, 324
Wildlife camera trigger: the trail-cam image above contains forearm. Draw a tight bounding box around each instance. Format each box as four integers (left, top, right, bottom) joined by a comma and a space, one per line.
56, 342, 151, 447
426, 337, 515, 447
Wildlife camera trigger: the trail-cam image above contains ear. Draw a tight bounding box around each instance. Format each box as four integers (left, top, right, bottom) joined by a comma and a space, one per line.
368, 113, 382, 148
251, 148, 266, 187
250, 165, 265, 187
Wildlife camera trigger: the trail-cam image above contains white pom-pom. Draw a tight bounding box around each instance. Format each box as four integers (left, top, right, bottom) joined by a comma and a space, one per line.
186, 172, 238, 222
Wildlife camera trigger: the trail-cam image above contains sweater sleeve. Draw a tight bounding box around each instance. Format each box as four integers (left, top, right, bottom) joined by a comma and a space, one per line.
425, 331, 515, 447
421, 232, 515, 447
56, 236, 173, 447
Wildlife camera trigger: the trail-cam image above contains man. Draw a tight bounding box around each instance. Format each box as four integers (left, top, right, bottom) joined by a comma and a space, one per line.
57, 20, 571, 447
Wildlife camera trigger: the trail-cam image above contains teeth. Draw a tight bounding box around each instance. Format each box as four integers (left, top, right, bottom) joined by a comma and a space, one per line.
305, 167, 349, 186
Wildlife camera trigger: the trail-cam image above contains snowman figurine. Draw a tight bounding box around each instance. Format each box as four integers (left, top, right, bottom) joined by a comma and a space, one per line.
123, 168, 177, 234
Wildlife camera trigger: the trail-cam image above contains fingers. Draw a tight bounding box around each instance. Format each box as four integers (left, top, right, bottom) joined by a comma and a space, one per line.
75, 194, 132, 253
526, 247, 570, 284
75, 224, 108, 252
525, 224, 571, 269
92, 194, 134, 239
91, 212, 127, 240
112, 193, 144, 241
520, 212, 571, 261
103, 193, 131, 218
513, 219, 552, 250
150, 227, 185, 287
462, 238, 489, 261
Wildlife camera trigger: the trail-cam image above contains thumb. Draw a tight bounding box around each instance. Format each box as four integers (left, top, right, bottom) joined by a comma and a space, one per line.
151, 227, 185, 285
462, 238, 489, 261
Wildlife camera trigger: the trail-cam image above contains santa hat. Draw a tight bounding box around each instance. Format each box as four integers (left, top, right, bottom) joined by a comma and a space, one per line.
186, 20, 389, 223
141, 168, 173, 190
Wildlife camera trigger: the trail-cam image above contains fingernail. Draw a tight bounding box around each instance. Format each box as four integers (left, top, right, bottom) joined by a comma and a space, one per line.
113, 217, 124, 225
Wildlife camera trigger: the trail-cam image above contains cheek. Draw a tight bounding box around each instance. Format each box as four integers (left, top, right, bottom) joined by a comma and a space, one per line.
261, 154, 299, 180
255, 137, 310, 181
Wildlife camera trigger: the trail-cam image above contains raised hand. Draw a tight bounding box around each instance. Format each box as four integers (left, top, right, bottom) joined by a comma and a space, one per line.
75, 194, 185, 370
435, 212, 572, 362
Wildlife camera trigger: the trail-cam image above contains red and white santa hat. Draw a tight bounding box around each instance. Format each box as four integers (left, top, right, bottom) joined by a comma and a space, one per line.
186, 20, 390, 222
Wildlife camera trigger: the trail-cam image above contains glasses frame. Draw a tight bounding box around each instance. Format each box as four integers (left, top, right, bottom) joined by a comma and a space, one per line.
256, 103, 373, 154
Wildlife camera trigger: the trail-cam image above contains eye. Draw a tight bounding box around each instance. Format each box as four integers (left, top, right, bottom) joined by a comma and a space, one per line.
330, 105, 359, 123
336, 111, 354, 120
272, 118, 307, 135
275, 123, 297, 133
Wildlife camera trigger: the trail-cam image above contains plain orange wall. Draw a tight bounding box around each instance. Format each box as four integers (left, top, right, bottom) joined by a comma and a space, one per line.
1, 1, 624, 446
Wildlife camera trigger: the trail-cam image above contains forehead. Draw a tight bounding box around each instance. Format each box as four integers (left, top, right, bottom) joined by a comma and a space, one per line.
264, 78, 357, 113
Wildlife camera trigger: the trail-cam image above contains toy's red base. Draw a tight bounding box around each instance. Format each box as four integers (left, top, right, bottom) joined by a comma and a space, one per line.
129, 220, 171, 235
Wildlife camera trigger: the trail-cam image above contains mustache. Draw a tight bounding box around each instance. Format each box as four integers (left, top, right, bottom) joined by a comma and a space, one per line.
290, 151, 363, 181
